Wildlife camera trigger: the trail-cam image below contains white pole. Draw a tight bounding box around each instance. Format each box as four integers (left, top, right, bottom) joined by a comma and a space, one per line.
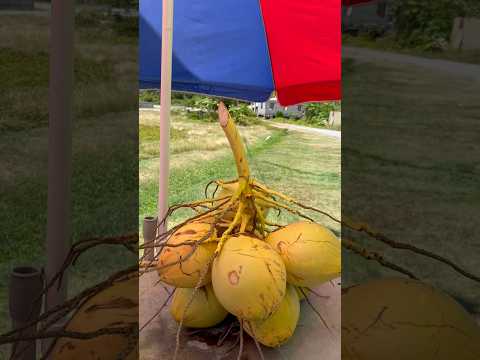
157, 0, 174, 247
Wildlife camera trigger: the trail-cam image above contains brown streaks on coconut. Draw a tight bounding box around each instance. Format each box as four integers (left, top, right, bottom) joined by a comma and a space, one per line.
266, 221, 340, 287
157, 222, 217, 288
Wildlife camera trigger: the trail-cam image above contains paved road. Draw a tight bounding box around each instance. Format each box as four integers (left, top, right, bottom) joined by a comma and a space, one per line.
343, 46, 480, 81
263, 120, 341, 139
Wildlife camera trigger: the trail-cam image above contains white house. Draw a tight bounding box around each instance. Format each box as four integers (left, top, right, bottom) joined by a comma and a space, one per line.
250, 97, 304, 119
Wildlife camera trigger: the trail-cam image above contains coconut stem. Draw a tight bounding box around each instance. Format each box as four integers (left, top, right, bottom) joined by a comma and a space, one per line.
218, 102, 250, 180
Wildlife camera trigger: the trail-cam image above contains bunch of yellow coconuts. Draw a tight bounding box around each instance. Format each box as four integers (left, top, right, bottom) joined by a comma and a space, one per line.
160, 221, 340, 347
156, 103, 341, 348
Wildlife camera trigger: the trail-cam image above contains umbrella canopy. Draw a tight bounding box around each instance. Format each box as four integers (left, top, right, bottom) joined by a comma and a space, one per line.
140, 0, 341, 105
140, 0, 341, 238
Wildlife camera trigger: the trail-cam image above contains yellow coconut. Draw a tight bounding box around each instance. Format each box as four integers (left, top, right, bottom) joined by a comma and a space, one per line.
51, 273, 138, 359
266, 221, 340, 287
342, 278, 480, 360
244, 284, 300, 347
157, 222, 216, 288
212, 235, 286, 320
170, 284, 228, 328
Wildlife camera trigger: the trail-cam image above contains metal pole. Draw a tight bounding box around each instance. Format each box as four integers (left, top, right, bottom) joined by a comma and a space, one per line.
157, 0, 174, 248
45, 0, 74, 325
9, 266, 43, 360
143, 216, 157, 261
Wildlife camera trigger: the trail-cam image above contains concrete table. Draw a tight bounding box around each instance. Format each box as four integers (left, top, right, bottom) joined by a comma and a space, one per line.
140, 271, 341, 360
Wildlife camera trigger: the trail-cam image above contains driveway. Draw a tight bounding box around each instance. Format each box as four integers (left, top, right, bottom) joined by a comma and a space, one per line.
343, 46, 480, 81
262, 120, 341, 140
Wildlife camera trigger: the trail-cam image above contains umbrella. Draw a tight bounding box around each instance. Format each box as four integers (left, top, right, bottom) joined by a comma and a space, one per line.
140, 0, 341, 105
139, 0, 341, 237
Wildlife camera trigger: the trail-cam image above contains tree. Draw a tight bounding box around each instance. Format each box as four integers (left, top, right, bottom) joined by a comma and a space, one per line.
392, 0, 480, 50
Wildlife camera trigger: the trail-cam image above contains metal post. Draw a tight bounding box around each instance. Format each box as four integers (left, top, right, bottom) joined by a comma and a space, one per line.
157, 0, 174, 248
9, 266, 44, 360
45, 0, 74, 327
143, 216, 158, 261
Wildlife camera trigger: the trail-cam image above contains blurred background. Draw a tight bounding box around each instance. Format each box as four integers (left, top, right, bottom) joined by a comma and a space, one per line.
341, 0, 480, 316
0, 1, 138, 358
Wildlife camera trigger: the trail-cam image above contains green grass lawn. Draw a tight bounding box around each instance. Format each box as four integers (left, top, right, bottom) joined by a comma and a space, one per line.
0, 9, 138, 356
0, 113, 138, 353
139, 110, 341, 242
0, 10, 137, 133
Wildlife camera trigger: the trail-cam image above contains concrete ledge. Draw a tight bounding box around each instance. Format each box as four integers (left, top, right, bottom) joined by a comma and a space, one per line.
140, 270, 341, 360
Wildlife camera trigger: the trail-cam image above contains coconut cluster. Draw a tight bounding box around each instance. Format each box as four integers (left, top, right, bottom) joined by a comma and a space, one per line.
155, 102, 341, 348
157, 220, 341, 347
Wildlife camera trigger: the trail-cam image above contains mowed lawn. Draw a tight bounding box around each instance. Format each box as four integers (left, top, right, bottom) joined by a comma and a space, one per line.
139, 110, 341, 242
0, 9, 137, 353
0, 112, 138, 347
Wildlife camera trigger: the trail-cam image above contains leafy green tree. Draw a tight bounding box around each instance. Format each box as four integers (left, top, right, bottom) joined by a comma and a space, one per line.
193, 96, 217, 113
228, 103, 258, 125
391, 0, 480, 50
304, 102, 340, 126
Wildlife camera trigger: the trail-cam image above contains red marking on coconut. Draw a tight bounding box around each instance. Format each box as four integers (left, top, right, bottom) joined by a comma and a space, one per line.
277, 241, 287, 253
228, 270, 240, 285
